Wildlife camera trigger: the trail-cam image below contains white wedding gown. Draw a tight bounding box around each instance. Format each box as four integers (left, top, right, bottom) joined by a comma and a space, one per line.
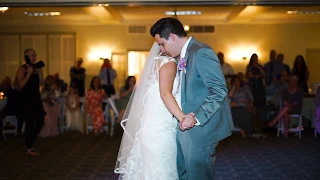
119, 56, 180, 180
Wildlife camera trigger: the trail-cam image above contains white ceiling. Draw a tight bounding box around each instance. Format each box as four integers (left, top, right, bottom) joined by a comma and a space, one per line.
1, 0, 320, 6
0, 5, 319, 25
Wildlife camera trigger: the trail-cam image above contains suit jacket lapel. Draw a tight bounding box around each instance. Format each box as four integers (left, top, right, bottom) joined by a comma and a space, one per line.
181, 51, 189, 104
181, 38, 195, 104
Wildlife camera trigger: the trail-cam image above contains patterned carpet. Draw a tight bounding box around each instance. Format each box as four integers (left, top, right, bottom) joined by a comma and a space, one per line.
0, 131, 319, 180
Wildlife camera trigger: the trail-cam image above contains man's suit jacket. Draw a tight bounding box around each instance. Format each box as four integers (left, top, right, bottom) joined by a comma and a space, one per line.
180, 38, 234, 147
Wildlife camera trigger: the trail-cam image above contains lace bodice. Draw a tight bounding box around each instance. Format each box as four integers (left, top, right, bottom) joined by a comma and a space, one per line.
148, 55, 177, 85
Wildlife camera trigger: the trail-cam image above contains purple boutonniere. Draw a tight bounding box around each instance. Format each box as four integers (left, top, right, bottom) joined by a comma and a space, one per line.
178, 58, 187, 73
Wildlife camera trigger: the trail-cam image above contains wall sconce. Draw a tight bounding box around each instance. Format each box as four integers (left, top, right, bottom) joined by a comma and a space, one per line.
228, 45, 260, 62
88, 49, 112, 61
184, 25, 190, 31
0, 7, 9, 13
0, 92, 4, 99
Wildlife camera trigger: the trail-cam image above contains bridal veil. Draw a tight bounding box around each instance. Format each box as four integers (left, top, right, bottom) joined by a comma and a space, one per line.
114, 42, 161, 175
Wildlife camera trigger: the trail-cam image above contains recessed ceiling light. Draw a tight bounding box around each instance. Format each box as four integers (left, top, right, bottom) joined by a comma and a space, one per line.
287, 10, 320, 14
287, 11, 298, 14
165, 11, 201, 16
50, 12, 61, 16
24, 11, 61, 16
93, 4, 109, 6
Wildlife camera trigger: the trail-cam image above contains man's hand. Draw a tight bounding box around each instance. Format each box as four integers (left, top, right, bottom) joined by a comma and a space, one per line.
179, 113, 196, 131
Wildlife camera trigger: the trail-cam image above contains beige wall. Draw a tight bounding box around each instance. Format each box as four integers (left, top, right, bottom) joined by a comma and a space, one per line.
1, 23, 320, 87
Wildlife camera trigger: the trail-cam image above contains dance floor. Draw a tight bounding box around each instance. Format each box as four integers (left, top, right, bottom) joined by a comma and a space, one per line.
0, 131, 319, 180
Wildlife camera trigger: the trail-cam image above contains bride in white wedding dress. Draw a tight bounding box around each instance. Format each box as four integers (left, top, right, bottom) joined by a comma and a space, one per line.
114, 42, 187, 180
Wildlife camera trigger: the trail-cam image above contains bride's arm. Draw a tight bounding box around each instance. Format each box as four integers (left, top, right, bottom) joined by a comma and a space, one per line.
159, 61, 184, 122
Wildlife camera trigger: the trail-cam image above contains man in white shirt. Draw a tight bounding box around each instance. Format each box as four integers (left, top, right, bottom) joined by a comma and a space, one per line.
217, 52, 234, 89
217, 52, 234, 76
98, 58, 117, 97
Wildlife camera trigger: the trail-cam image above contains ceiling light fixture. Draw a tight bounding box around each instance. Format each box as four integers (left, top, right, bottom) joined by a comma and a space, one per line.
287, 11, 298, 14
0, 7, 9, 13
24, 11, 61, 16
93, 4, 109, 6
165, 11, 201, 16
287, 10, 320, 14
184, 25, 190, 31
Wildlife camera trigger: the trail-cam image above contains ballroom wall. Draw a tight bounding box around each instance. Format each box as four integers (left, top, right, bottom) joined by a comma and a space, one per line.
1, 23, 320, 87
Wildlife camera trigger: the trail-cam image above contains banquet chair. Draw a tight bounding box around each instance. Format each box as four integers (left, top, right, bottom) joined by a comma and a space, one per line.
2, 116, 18, 139
277, 99, 303, 138
315, 116, 319, 138
59, 97, 68, 134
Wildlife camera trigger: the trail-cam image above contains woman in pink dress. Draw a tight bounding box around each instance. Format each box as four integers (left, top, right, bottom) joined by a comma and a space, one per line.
39, 75, 61, 137
86, 76, 107, 135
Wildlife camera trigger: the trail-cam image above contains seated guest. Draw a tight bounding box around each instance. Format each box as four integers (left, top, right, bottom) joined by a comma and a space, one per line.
258, 70, 288, 129
267, 75, 304, 137
314, 86, 320, 135
86, 76, 107, 135
116, 76, 136, 122
0, 76, 19, 140
54, 73, 67, 94
228, 75, 254, 138
0, 76, 12, 92
65, 85, 83, 134
266, 70, 288, 107
114, 76, 136, 137
39, 75, 61, 138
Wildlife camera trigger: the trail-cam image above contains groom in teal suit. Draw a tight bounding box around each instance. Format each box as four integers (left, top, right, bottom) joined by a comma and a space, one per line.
151, 18, 234, 180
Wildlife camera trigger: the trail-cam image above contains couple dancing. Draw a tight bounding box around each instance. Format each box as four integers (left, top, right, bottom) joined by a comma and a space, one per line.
115, 17, 234, 180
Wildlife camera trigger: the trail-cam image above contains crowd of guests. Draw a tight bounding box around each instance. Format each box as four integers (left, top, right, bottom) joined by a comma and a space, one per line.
219, 49, 313, 138
0, 48, 136, 156
0, 47, 319, 156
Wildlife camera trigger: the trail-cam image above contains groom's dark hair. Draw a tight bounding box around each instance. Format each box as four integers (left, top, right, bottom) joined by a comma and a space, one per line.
150, 17, 187, 40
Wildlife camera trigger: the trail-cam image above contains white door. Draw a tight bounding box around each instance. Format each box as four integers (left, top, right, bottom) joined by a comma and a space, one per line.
306, 48, 320, 93
0, 35, 20, 81
48, 34, 75, 84
127, 51, 149, 82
